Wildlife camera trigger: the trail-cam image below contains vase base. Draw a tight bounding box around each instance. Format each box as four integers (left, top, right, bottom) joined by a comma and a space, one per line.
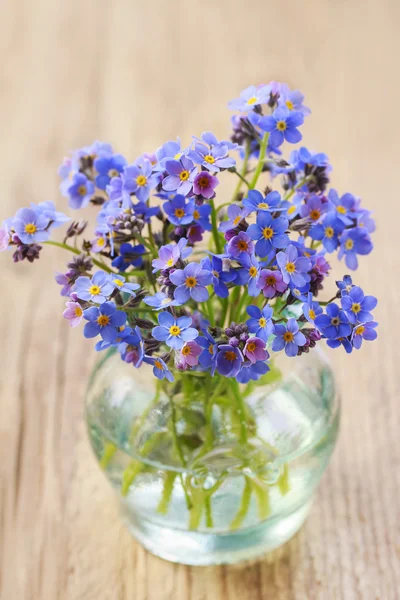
121, 499, 312, 566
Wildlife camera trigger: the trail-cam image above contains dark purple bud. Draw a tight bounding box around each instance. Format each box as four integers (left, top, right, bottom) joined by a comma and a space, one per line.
230, 337, 240, 347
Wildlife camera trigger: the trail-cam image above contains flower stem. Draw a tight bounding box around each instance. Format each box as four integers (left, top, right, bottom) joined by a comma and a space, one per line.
251, 479, 271, 520
209, 198, 223, 254
278, 464, 290, 495
249, 133, 269, 190
227, 379, 248, 444
232, 140, 250, 200
230, 477, 252, 530
157, 471, 177, 514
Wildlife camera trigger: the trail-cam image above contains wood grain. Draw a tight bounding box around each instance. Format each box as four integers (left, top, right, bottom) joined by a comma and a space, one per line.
1, 1, 399, 598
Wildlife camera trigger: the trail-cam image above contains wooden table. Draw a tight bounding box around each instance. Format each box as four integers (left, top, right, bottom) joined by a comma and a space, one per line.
1, 1, 399, 598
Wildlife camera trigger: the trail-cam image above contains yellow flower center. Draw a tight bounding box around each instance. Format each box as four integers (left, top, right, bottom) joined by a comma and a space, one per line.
331, 317, 340, 326
97, 315, 110, 326
193, 210, 200, 220
286, 262, 296, 273
249, 266, 257, 277
246, 341, 256, 353
89, 285, 101, 295
169, 325, 181, 336
204, 155, 215, 164
237, 240, 248, 251
233, 216, 241, 226
185, 276, 197, 288
285, 100, 294, 110
310, 209, 321, 221
352, 302, 361, 313
259, 317, 266, 327
336, 205, 346, 215
97, 237, 105, 247
212, 270, 219, 279
325, 226, 334, 238
179, 170, 189, 181
78, 184, 87, 196
174, 208, 185, 218
287, 205, 296, 215
208, 344, 214, 354
114, 279, 124, 287
166, 258, 174, 267
75, 306, 83, 317
355, 325, 365, 335
283, 331, 294, 342
182, 345, 191, 356
258, 202, 268, 209
262, 227, 274, 239
247, 96, 257, 105
276, 120, 287, 132
24, 223, 37, 234
108, 168, 119, 178
154, 360, 163, 369
308, 309, 316, 320
135, 175, 147, 187
225, 350, 237, 361
161, 297, 171, 305
345, 239, 354, 250
174, 152, 182, 160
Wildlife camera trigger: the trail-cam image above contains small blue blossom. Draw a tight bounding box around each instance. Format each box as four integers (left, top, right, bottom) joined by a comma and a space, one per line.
289, 281, 310, 302
328, 189, 360, 226
278, 85, 311, 116
351, 321, 378, 350
152, 238, 192, 272
94, 154, 127, 190
144, 355, 174, 382
336, 275, 354, 296
247, 211, 289, 257
197, 330, 218, 369
118, 327, 145, 367
143, 291, 180, 311
201, 255, 236, 298
235, 253, 261, 296
314, 303, 351, 339
302, 292, 323, 325
276, 244, 311, 287
163, 195, 195, 226
340, 286, 377, 324
33, 201, 70, 228
338, 228, 373, 270
246, 305, 274, 341
74, 271, 114, 304
219, 204, 249, 233
272, 318, 307, 357
236, 361, 270, 384
162, 156, 197, 196
122, 158, 159, 203
12, 207, 50, 244
65, 173, 95, 209
215, 344, 243, 377
155, 138, 184, 172
170, 262, 213, 303
299, 195, 328, 222
152, 312, 198, 350
242, 190, 286, 214
193, 203, 212, 231
259, 106, 304, 147
326, 336, 353, 354
111, 243, 146, 271
110, 274, 141, 296
83, 302, 127, 342
228, 84, 271, 112
187, 131, 236, 172
309, 213, 345, 253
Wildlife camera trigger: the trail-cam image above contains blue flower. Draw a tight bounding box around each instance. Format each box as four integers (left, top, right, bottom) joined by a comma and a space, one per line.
272, 318, 306, 357
314, 303, 351, 339
340, 286, 377, 324
155, 138, 184, 172
219, 204, 249, 233
74, 271, 114, 304
338, 228, 373, 270
289, 281, 310, 302
235, 253, 261, 297
276, 244, 311, 287
152, 312, 198, 350
197, 330, 218, 369
143, 291, 179, 310
278, 86, 311, 116
215, 345, 243, 377
12, 207, 50, 244
236, 361, 270, 384
299, 195, 328, 223
242, 190, 286, 215
95, 324, 134, 353
33, 201, 70, 228
187, 131, 236, 172
309, 213, 345, 253
122, 158, 159, 202
170, 262, 213, 303
163, 195, 195, 226
144, 355, 174, 381
193, 204, 212, 230
228, 84, 271, 112
302, 292, 323, 325
118, 327, 145, 367
111, 243, 146, 271
336, 275, 354, 296
65, 173, 95, 209
94, 154, 127, 190
110, 274, 141, 296
201, 255, 235, 298
327, 189, 360, 226
247, 211, 289, 258
152, 238, 192, 272
246, 305, 274, 341
326, 336, 353, 354
162, 156, 197, 196
259, 106, 304, 147
83, 302, 127, 342
351, 321, 378, 350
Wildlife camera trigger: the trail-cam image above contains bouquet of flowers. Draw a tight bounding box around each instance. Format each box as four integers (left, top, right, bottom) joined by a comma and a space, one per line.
0, 81, 378, 530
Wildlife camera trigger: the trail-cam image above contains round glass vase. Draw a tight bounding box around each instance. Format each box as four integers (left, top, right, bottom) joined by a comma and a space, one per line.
86, 348, 339, 566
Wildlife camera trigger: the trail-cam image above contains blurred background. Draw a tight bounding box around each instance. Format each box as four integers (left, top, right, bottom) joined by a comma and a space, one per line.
1, 1, 399, 599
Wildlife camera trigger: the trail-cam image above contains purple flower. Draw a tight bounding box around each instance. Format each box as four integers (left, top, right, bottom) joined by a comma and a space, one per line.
55, 272, 73, 297
163, 195, 195, 226
259, 106, 304, 147
219, 204, 249, 233
272, 319, 307, 357
83, 302, 127, 342
244, 337, 269, 364
65, 173, 95, 209
144, 355, 174, 382
187, 223, 205, 243
155, 138, 184, 172
143, 291, 179, 311
193, 204, 212, 231
162, 156, 197, 196
314, 303, 351, 339
299, 195, 328, 222
170, 262, 213, 303
0, 219, 12, 251
94, 154, 127, 190
188, 132, 236, 172
309, 213, 345, 253
302, 292, 323, 325
236, 361, 269, 384
242, 190, 286, 214
257, 268, 288, 299
74, 271, 114, 304
197, 330, 218, 369
228, 84, 271, 112
110, 274, 140, 296
246, 305, 274, 341
338, 228, 373, 270
351, 321, 378, 350
111, 243, 146, 271
201, 255, 235, 298
152, 238, 191, 272
247, 212, 289, 257
340, 286, 377, 324
122, 158, 158, 202
276, 244, 311, 287
235, 253, 261, 297
215, 344, 243, 377
193, 171, 219, 199
180, 341, 202, 367
152, 311, 198, 350
63, 301, 84, 327
226, 231, 254, 258
12, 207, 50, 244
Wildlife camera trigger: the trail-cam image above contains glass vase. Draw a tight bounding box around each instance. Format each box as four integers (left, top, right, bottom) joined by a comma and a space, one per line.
86, 348, 339, 566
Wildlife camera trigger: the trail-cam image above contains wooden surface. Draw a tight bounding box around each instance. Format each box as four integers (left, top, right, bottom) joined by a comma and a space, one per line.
1, 1, 399, 598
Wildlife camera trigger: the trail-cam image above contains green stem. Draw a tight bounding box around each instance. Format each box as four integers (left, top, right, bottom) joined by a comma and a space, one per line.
232, 168, 250, 187
232, 141, 250, 200
157, 471, 177, 514
278, 464, 290, 495
206, 297, 216, 326
227, 379, 248, 444
227, 286, 241, 326
205, 497, 213, 528
100, 441, 117, 469
251, 479, 271, 520
230, 477, 252, 530
209, 198, 223, 254
249, 133, 269, 189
